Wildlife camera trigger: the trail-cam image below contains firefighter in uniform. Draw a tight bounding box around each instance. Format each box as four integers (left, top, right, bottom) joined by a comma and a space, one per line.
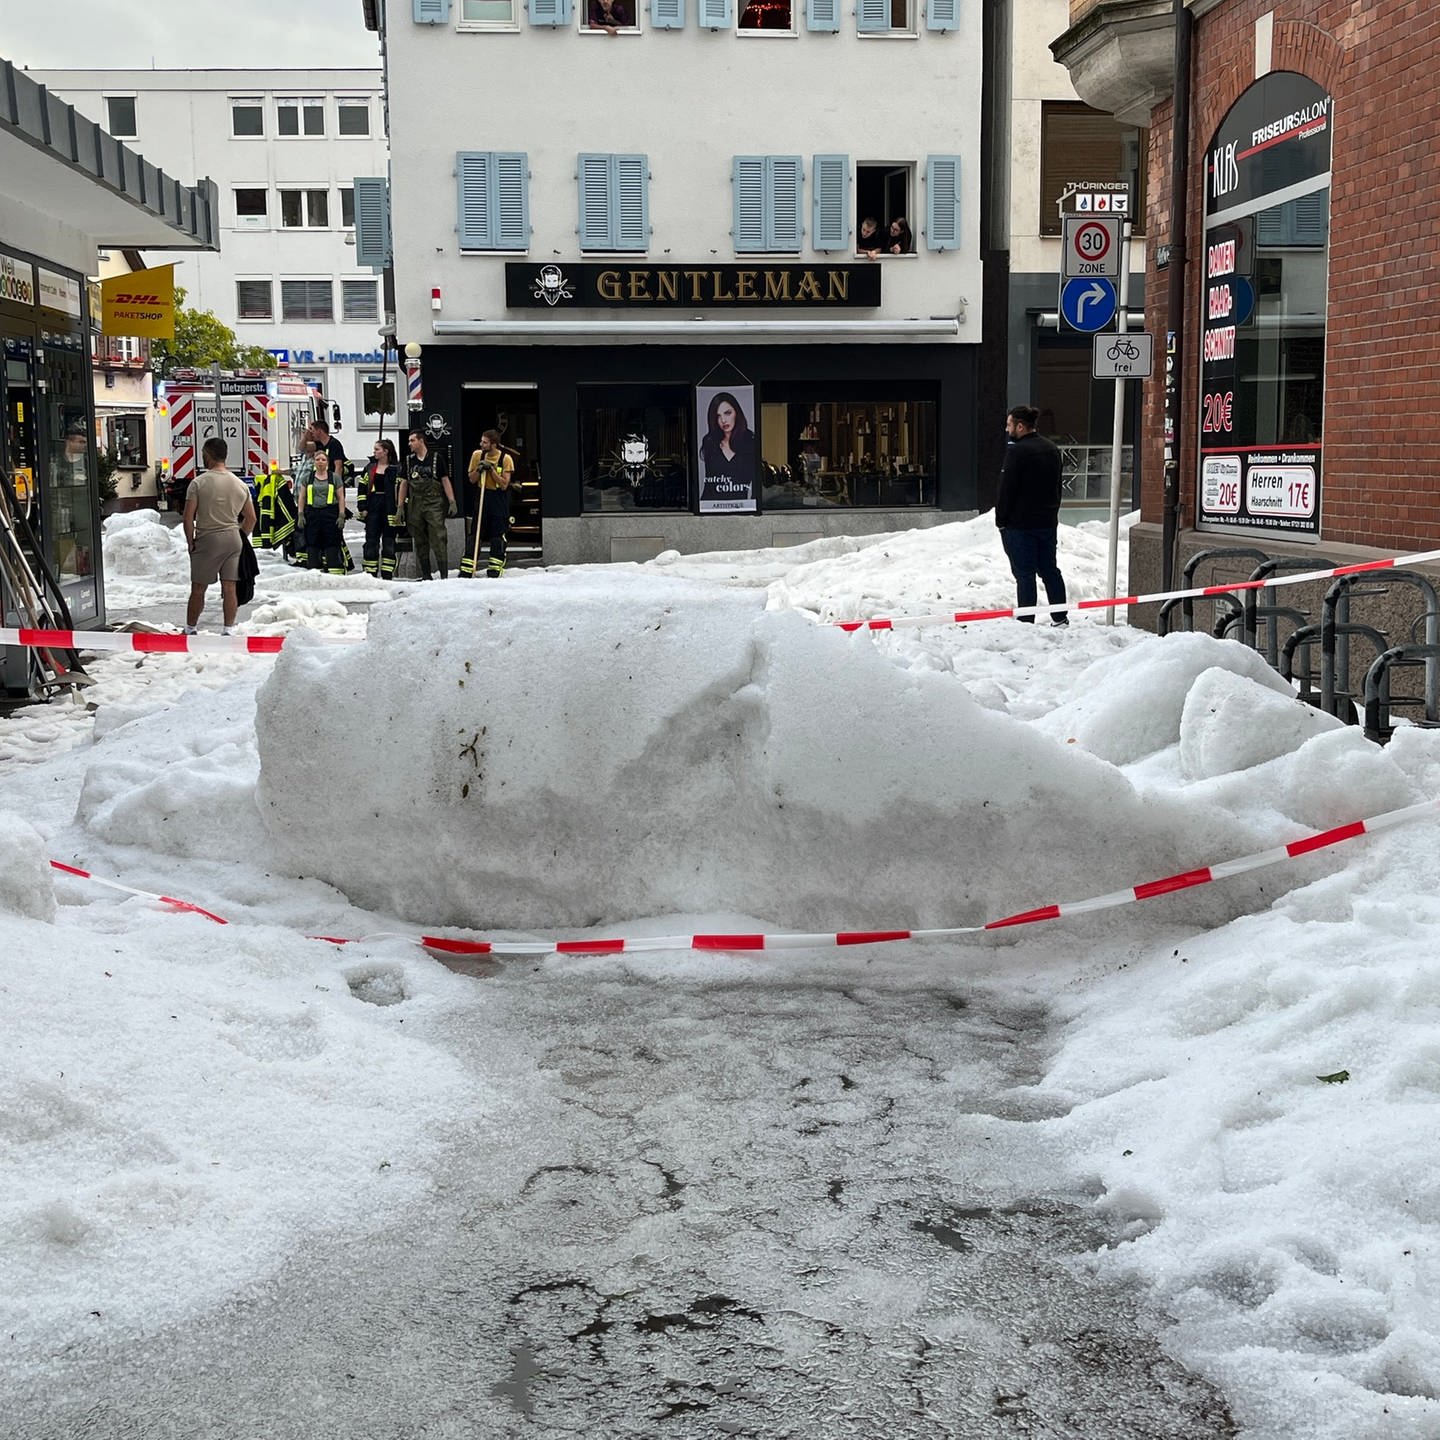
464, 429, 515, 578
297, 451, 348, 574
397, 429, 456, 581
358, 438, 401, 579
253, 462, 298, 556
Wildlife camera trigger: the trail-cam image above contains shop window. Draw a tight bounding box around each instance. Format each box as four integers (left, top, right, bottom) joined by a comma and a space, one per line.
234, 187, 269, 229
580, 385, 691, 512
854, 163, 913, 255
578, 154, 649, 253
738, 0, 793, 33
1039, 102, 1146, 236
237, 280, 274, 320
105, 95, 136, 137
280, 189, 330, 229
581, 0, 640, 32
342, 279, 380, 322
105, 413, 148, 469
732, 155, 803, 254
231, 97, 264, 137
1035, 342, 1134, 507
461, 0, 519, 23
277, 97, 325, 137
337, 98, 370, 136
281, 280, 333, 322
340, 186, 356, 229
456, 151, 530, 251
759, 399, 936, 510
856, 0, 912, 34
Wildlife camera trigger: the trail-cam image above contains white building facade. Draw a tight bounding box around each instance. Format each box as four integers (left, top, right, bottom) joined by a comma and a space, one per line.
34, 68, 398, 454
365, 0, 989, 563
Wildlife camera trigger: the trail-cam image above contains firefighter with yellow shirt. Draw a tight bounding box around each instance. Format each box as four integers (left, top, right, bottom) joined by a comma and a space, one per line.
464, 429, 515, 578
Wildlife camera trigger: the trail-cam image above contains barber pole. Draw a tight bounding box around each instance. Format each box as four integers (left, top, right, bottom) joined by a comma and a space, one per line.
406, 358, 423, 411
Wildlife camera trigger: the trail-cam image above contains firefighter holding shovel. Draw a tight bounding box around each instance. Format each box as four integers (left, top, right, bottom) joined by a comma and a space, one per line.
464, 430, 515, 579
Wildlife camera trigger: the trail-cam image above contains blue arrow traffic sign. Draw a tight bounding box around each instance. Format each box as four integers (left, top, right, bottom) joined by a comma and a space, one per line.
1060, 276, 1119, 333
1231, 276, 1256, 327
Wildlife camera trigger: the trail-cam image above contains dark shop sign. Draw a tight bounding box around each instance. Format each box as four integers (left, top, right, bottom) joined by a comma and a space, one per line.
1207, 72, 1332, 214
506, 262, 882, 309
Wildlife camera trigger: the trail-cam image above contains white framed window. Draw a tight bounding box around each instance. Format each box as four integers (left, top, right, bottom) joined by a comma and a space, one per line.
856, 0, 915, 36
237, 279, 274, 321
580, 0, 641, 34
855, 162, 916, 255
336, 97, 371, 136
231, 96, 264, 138
342, 278, 380, 323
105, 95, 137, 137
340, 186, 356, 229
234, 187, 269, 230
277, 96, 325, 137
281, 279, 333, 322
279, 188, 331, 229
459, 0, 519, 26
737, 0, 793, 34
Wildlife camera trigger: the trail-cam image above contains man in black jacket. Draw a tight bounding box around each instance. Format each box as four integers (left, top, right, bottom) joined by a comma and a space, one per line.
995, 404, 1068, 625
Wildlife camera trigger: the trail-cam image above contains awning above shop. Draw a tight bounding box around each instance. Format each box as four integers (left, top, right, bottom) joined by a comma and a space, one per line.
0, 58, 217, 263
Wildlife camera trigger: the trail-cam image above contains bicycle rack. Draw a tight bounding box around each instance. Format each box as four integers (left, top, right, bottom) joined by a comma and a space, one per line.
1320, 571, 1440, 724
1241, 556, 1337, 666
1157, 547, 1270, 637
1364, 643, 1440, 743
1221, 602, 1309, 655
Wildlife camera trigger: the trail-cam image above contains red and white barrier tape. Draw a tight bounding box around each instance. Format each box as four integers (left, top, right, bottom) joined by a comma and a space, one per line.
6, 547, 1440, 657
0, 627, 361, 656
47, 796, 1437, 955
833, 547, 1440, 632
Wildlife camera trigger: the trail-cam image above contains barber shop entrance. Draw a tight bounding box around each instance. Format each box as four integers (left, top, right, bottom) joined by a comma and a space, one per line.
459, 384, 542, 564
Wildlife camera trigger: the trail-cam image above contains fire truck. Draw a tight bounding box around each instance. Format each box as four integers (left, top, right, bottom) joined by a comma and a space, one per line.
154, 370, 322, 509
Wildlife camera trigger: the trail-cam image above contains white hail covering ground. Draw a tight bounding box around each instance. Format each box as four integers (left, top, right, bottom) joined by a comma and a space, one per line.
2, 507, 1438, 1436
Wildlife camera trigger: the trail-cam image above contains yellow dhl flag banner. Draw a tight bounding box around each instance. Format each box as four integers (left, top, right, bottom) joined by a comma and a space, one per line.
100, 265, 176, 338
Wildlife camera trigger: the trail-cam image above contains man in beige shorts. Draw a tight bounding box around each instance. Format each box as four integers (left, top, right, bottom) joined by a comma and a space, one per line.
182, 437, 256, 635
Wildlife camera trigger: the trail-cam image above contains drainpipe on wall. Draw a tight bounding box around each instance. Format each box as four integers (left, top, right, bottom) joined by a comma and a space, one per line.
1160, 0, 1193, 608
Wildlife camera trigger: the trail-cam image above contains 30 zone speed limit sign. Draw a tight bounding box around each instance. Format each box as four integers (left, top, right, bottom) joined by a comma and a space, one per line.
1062, 215, 1122, 279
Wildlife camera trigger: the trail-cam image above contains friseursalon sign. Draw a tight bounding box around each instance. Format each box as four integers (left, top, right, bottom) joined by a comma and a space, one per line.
505, 262, 881, 310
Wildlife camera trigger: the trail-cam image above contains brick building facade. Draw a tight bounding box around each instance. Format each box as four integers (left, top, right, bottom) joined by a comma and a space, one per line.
1055, 1, 1440, 633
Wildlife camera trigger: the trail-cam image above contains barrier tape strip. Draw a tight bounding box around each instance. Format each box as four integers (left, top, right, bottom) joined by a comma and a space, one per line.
47, 796, 1437, 956
5, 548, 1440, 658
833, 547, 1440, 632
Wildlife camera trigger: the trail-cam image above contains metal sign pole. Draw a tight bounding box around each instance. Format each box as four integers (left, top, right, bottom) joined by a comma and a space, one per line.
1104, 221, 1133, 625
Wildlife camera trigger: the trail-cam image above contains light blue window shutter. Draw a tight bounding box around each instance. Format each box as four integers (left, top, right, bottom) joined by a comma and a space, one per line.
614, 154, 649, 252
457, 151, 493, 248
578, 153, 612, 249
493, 152, 530, 250
699, 0, 732, 28
856, 0, 889, 31
413, 0, 451, 22
768, 156, 804, 252
528, 0, 572, 24
733, 156, 766, 253
926, 0, 957, 30
811, 155, 849, 251
652, 0, 685, 26
807, 0, 839, 30
926, 154, 961, 251
354, 176, 391, 271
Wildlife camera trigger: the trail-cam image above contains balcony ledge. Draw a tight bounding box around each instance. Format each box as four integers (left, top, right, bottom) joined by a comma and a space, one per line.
1051, 0, 1178, 126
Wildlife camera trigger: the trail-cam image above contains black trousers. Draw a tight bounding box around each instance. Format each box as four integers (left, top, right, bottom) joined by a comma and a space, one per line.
479, 488, 510, 571
303, 509, 345, 574
363, 507, 397, 577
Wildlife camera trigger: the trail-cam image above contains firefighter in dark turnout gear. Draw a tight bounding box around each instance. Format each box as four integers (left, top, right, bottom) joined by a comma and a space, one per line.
359, 438, 402, 579
397, 430, 456, 580
253, 463, 298, 555
464, 429, 515, 578
297, 451, 349, 574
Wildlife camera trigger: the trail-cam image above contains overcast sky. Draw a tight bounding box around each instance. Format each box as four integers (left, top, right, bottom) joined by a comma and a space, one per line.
0, 0, 380, 71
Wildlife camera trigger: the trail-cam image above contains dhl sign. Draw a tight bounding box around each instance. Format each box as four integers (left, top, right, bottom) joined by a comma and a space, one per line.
99, 264, 176, 339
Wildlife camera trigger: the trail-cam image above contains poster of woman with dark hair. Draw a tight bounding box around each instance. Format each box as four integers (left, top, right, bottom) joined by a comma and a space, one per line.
696, 386, 759, 513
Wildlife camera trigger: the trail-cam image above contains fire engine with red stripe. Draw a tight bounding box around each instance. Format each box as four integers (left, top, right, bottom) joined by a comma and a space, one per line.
154, 370, 322, 509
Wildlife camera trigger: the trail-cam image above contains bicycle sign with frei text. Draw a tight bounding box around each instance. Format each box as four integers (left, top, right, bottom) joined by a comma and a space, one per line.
1092, 332, 1154, 379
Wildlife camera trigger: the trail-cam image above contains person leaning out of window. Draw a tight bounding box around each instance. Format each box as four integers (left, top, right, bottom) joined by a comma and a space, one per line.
588, 0, 631, 33
886, 217, 913, 255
